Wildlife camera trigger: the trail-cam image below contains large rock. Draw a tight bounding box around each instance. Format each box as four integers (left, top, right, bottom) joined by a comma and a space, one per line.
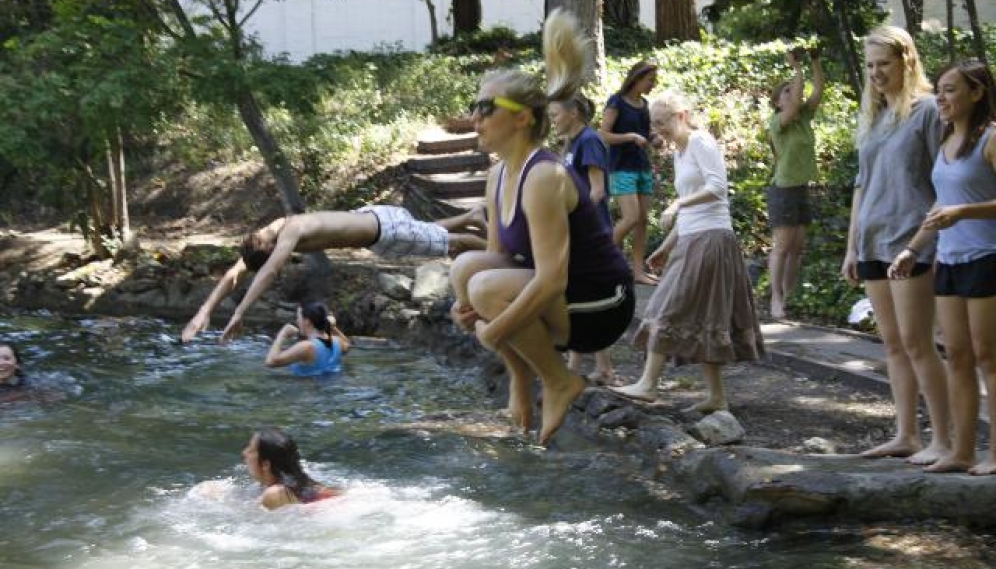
378, 272, 413, 300
675, 446, 996, 527
412, 260, 451, 302
689, 410, 745, 446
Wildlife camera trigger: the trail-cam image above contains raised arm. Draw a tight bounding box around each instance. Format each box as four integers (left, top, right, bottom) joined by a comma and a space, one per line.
181, 259, 248, 343
264, 324, 315, 368
331, 325, 351, 353
805, 52, 825, 112
778, 51, 805, 128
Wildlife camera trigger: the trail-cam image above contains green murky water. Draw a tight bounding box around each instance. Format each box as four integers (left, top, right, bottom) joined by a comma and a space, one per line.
1, 311, 991, 569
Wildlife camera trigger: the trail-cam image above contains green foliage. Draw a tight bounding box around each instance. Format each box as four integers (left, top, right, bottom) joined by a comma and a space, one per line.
429, 26, 539, 56
603, 25, 657, 55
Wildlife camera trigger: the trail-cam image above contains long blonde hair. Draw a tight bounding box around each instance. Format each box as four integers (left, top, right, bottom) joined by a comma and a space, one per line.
857, 26, 933, 142
480, 9, 589, 142
650, 89, 701, 130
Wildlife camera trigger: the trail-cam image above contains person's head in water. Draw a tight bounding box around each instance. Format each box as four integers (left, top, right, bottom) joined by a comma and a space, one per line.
0, 342, 23, 385
471, 9, 588, 154
240, 229, 278, 272
242, 428, 317, 497
297, 302, 334, 344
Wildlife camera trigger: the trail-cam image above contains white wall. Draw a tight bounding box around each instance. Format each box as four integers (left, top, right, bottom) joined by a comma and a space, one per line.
880, 0, 996, 31
240, 0, 722, 62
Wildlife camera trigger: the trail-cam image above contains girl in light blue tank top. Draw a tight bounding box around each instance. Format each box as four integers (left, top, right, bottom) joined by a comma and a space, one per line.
265, 302, 350, 377
891, 60, 996, 475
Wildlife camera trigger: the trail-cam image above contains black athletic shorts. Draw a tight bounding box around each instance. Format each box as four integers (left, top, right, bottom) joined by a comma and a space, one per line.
559, 279, 636, 353
935, 253, 996, 298
857, 260, 931, 281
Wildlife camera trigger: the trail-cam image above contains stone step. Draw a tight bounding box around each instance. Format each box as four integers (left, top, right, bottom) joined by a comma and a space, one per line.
405, 151, 491, 175
410, 171, 488, 199
403, 184, 486, 221
443, 115, 474, 134
416, 131, 479, 155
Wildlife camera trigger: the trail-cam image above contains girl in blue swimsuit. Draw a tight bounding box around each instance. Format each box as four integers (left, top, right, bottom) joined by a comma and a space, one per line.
265, 302, 350, 376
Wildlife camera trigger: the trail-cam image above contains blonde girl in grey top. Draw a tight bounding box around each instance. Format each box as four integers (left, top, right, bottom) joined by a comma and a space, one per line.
841, 26, 951, 465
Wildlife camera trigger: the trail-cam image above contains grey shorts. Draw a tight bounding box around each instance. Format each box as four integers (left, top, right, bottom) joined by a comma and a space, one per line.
355, 206, 449, 259
766, 185, 812, 228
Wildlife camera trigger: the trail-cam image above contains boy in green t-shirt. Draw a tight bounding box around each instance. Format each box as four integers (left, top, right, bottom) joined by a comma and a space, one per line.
766, 47, 824, 319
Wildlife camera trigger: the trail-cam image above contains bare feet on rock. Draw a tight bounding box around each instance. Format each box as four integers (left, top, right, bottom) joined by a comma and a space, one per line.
585, 369, 618, 386
859, 437, 920, 459
634, 272, 659, 286
538, 375, 585, 446
907, 442, 949, 465
969, 459, 996, 476
923, 452, 974, 473
608, 382, 657, 402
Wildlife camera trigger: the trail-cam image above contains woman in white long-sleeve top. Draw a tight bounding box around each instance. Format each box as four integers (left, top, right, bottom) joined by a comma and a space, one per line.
611, 90, 764, 411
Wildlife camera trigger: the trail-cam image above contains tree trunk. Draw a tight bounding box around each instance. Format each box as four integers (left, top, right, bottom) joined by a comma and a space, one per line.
829, 0, 863, 99
655, 0, 699, 44
106, 127, 136, 253
963, 0, 990, 67
604, 0, 639, 28
422, 0, 439, 44
452, 0, 481, 36
946, 0, 956, 63
899, 0, 923, 36
81, 163, 111, 258
236, 91, 306, 215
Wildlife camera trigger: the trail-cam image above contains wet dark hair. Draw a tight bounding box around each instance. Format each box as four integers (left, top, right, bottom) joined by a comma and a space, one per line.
937, 59, 995, 160
0, 342, 23, 378
300, 302, 333, 347
255, 427, 318, 501
617, 60, 657, 96
240, 231, 276, 272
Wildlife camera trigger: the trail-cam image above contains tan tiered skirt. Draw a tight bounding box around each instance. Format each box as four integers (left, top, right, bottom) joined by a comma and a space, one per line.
633, 228, 764, 364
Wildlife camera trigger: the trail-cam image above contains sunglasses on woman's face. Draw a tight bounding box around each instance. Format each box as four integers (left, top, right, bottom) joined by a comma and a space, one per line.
468, 96, 527, 117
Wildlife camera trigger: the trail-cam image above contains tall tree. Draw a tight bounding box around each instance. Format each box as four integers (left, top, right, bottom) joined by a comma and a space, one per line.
963, 0, 989, 67
140, 0, 330, 273
546, 0, 606, 86
946, 0, 956, 63
655, 0, 699, 43
604, 0, 640, 28
419, 0, 439, 44
452, 0, 481, 36
899, 0, 923, 36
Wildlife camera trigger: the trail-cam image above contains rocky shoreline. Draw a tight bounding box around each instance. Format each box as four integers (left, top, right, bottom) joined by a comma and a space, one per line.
2, 231, 994, 529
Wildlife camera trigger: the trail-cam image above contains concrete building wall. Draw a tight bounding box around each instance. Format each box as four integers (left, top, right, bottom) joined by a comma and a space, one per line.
241, 0, 716, 62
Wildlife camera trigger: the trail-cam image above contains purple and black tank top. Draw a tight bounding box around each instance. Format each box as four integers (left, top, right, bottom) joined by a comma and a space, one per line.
496, 148, 631, 287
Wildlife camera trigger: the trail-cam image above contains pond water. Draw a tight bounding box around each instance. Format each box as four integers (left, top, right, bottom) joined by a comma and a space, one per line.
1, 312, 991, 569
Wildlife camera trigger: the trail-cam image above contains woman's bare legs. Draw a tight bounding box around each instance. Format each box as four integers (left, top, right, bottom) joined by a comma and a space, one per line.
862, 275, 951, 463
685, 363, 727, 413
567, 350, 615, 383
451, 252, 535, 431
466, 267, 585, 445
968, 296, 996, 475
925, 296, 977, 472
613, 193, 653, 285
769, 225, 805, 319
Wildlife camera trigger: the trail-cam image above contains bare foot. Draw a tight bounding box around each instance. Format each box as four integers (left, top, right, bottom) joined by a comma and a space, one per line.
907, 443, 949, 465
859, 438, 920, 459
585, 369, 617, 386
634, 273, 659, 286
682, 399, 728, 414
505, 404, 533, 433
508, 374, 534, 433
969, 459, 996, 476
538, 375, 585, 445
770, 297, 785, 320
608, 382, 657, 402
923, 453, 974, 473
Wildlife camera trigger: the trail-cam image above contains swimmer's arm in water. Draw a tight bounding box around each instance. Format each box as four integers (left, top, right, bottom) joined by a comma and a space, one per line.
264, 324, 316, 368
181, 259, 248, 343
